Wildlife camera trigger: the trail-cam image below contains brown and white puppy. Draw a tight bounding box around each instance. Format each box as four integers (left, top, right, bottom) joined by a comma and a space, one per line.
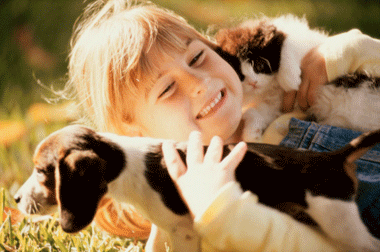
215, 15, 380, 142
214, 15, 328, 142
14, 125, 380, 251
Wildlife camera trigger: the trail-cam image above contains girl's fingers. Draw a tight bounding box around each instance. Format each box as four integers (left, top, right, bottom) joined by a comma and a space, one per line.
299, 46, 328, 111
221, 142, 248, 172
162, 141, 187, 181
204, 136, 224, 164
186, 131, 204, 167
297, 78, 310, 111
306, 74, 325, 106
282, 90, 297, 113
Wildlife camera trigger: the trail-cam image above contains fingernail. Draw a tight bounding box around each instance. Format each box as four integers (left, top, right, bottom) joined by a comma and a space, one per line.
189, 131, 202, 139
210, 135, 223, 144
190, 131, 201, 136
162, 141, 175, 151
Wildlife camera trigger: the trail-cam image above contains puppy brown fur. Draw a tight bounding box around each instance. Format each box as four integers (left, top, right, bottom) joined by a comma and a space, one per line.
216, 20, 285, 74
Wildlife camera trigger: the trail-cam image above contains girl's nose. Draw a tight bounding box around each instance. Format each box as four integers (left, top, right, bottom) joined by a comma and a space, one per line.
192, 81, 207, 97
184, 71, 209, 97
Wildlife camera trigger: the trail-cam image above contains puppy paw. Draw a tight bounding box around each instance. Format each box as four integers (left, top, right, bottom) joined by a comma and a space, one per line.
277, 42, 303, 91
242, 108, 267, 142
277, 65, 302, 91
242, 127, 263, 143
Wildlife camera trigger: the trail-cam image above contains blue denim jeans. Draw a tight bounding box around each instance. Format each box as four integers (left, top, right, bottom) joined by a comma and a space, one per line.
280, 118, 380, 239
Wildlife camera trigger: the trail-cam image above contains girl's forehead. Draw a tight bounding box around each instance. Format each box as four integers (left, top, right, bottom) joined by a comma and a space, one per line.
145, 37, 202, 72
149, 37, 190, 60
140, 49, 174, 95
138, 34, 213, 97
142, 38, 190, 84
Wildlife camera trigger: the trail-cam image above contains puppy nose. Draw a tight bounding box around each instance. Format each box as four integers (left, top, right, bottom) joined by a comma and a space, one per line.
14, 195, 21, 204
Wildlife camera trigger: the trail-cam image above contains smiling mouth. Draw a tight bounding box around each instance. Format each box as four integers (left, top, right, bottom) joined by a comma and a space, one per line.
196, 89, 226, 120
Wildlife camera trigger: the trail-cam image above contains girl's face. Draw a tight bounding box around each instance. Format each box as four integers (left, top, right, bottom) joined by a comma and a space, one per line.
134, 39, 243, 144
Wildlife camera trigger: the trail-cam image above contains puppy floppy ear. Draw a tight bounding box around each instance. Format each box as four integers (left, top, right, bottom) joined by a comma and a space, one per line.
325, 129, 380, 197
56, 149, 108, 233
338, 129, 380, 175
344, 130, 380, 163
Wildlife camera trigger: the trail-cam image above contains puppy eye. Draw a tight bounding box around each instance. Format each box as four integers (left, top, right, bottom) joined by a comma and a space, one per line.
36, 168, 46, 175
253, 57, 272, 73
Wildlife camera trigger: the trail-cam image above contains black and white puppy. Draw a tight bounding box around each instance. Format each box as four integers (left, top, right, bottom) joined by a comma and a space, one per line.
14, 125, 380, 251
216, 15, 380, 142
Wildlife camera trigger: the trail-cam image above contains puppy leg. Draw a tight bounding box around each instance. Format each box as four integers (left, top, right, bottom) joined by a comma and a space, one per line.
241, 108, 266, 142
305, 191, 380, 252
145, 224, 170, 252
169, 221, 201, 252
242, 105, 281, 142
276, 40, 302, 92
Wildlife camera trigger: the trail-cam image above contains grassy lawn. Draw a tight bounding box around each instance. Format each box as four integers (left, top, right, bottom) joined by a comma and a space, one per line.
1, 0, 379, 250
0, 192, 145, 251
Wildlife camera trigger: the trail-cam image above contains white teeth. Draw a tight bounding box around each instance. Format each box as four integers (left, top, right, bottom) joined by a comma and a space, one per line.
198, 91, 223, 119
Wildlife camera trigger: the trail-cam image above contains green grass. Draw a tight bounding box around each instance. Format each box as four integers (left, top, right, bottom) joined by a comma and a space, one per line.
1, 184, 146, 251
1, 201, 145, 252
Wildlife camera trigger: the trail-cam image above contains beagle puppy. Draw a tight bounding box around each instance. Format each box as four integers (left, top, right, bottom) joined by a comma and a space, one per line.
14, 125, 380, 251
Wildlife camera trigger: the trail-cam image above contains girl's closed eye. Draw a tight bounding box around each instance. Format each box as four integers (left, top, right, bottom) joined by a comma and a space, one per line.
158, 82, 175, 99
189, 50, 205, 67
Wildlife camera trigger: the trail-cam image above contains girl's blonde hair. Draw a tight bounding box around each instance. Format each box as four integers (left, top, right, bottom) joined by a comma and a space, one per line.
67, 0, 216, 135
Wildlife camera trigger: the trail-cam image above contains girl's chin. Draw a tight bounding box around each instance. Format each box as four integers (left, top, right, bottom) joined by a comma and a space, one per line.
204, 123, 242, 144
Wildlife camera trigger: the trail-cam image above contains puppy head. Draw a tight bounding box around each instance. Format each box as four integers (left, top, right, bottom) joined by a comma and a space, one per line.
215, 19, 286, 106
215, 19, 285, 70
15, 125, 125, 233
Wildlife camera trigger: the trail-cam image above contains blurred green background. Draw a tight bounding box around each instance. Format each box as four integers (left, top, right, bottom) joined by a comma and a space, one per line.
0, 0, 380, 190
1, 0, 380, 114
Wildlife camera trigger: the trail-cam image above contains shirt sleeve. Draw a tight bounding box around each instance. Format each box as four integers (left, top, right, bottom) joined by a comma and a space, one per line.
194, 182, 339, 252
318, 29, 380, 81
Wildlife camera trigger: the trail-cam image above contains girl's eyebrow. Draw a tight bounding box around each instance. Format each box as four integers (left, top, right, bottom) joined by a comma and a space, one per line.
157, 67, 169, 81
148, 38, 195, 96
186, 38, 193, 46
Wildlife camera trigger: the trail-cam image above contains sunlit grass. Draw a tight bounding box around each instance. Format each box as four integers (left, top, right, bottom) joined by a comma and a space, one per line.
0, 187, 146, 251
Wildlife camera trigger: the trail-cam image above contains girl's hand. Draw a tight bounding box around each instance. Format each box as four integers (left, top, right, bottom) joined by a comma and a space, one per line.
282, 46, 328, 112
162, 131, 247, 218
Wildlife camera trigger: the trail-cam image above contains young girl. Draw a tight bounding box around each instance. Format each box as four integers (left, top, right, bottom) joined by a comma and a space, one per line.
66, 0, 380, 250
163, 28, 380, 251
